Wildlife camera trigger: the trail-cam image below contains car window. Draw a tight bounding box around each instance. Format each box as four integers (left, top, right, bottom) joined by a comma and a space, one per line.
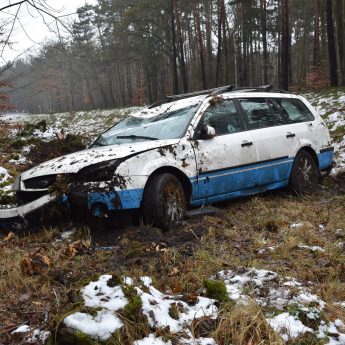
239, 98, 286, 129
273, 98, 315, 123
94, 104, 199, 146
199, 99, 244, 136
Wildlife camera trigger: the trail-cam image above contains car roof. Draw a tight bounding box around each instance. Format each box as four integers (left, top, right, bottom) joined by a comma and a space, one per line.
219, 91, 300, 99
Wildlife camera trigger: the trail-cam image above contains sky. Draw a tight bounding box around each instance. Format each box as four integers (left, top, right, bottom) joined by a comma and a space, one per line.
0, 0, 96, 63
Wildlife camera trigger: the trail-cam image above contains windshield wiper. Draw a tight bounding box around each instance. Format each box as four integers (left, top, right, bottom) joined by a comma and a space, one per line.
116, 135, 158, 141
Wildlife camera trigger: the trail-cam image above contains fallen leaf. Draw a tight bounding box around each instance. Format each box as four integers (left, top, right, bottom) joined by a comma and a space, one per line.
67, 240, 91, 257
20, 250, 52, 275
3, 231, 15, 242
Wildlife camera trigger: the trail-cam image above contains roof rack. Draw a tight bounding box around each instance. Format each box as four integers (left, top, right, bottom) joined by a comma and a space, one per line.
148, 85, 234, 109
148, 84, 288, 108
232, 85, 288, 93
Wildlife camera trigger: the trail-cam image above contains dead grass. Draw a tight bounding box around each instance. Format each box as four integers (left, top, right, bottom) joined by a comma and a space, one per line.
0, 173, 344, 344
214, 301, 284, 345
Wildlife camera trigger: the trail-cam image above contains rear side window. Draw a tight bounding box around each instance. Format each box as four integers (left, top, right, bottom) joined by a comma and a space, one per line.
200, 99, 245, 136
273, 98, 315, 123
239, 98, 285, 129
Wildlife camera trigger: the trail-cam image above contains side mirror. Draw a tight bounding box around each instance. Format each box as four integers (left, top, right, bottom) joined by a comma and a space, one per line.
199, 125, 216, 139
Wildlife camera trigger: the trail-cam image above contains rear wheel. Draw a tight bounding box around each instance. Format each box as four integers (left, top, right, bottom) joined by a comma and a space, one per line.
289, 150, 318, 195
142, 173, 186, 231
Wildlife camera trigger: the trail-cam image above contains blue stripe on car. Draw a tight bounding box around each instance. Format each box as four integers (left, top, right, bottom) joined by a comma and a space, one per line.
87, 151, 334, 213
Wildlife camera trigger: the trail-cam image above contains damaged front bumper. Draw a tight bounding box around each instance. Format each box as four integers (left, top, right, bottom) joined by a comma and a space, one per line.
0, 194, 57, 224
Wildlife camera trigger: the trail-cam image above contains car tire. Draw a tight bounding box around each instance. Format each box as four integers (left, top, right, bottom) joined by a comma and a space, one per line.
289, 150, 319, 195
142, 173, 186, 231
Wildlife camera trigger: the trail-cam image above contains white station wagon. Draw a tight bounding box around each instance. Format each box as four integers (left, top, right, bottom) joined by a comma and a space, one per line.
0, 86, 334, 230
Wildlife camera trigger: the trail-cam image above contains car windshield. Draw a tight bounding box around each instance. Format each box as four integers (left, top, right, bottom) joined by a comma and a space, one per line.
93, 99, 201, 146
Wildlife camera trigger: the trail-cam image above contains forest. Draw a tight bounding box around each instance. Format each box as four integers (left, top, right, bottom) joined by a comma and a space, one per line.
1, 0, 345, 113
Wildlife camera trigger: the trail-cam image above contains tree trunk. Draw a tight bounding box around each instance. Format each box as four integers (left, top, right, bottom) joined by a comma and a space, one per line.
172, 0, 188, 92
326, 0, 338, 86
313, 0, 321, 66
205, 0, 213, 86
170, 0, 179, 94
193, 0, 207, 89
280, 0, 289, 90
216, 0, 224, 85
260, 0, 268, 84
335, 0, 345, 85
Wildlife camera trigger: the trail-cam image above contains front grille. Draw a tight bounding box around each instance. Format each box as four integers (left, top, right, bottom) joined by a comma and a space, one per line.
24, 175, 56, 190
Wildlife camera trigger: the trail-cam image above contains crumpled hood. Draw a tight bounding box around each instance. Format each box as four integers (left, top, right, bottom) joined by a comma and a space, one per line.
21, 139, 180, 180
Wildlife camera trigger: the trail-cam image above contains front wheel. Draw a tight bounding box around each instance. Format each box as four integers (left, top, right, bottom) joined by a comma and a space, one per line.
289, 150, 319, 195
142, 173, 186, 231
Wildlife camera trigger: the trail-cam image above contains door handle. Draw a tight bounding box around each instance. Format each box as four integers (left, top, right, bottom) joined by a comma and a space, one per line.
241, 141, 253, 147
286, 132, 296, 138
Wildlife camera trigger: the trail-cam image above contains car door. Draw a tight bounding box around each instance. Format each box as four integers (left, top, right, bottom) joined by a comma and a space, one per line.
237, 97, 296, 186
191, 98, 257, 204
272, 97, 318, 147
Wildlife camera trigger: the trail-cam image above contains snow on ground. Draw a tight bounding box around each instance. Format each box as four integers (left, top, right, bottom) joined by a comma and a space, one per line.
134, 334, 172, 345
215, 268, 345, 343
0, 166, 11, 184
306, 91, 345, 173
62, 269, 345, 344
1, 107, 143, 140
137, 277, 217, 333
63, 274, 218, 343
0, 166, 13, 202
11, 325, 50, 344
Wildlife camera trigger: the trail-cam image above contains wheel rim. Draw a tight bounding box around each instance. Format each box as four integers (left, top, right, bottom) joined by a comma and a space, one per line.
298, 157, 315, 191
163, 182, 185, 225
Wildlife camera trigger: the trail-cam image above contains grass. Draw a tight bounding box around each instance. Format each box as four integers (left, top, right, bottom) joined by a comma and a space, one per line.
1, 178, 343, 344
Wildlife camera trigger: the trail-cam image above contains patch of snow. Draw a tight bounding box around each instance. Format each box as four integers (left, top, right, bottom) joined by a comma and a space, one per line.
140, 276, 153, 286
180, 337, 218, 345
213, 268, 345, 343
318, 321, 345, 344
12, 325, 31, 334
0, 166, 11, 184
81, 274, 128, 311
60, 230, 75, 240
11, 325, 50, 344
64, 274, 218, 342
64, 310, 122, 341
290, 223, 304, 229
124, 277, 134, 285
137, 282, 218, 333
8, 154, 31, 165
298, 244, 326, 252
268, 312, 313, 341
134, 334, 172, 345
27, 329, 51, 344
306, 92, 345, 173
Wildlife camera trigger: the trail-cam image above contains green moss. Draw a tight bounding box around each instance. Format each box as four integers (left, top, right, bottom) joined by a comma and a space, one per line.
74, 330, 100, 345
203, 279, 229, 303
125, 240, 144, 259
105, 330, 122, 345
168, 302, 184, 320
20, 123, 36, 136
10, 139, 26, 149
60, 134, 86, 154
122, 285, 143, 320
331, 125, 345, 143
107, 273, 123, 287
10, 153, 20, 160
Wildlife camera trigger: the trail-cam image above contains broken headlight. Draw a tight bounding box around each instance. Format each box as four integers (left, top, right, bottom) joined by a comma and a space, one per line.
24, 175, 56, 190
77, 159, 120, 182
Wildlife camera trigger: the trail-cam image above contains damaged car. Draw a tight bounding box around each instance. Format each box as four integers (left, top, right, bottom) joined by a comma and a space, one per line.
0, 85, 334, 230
